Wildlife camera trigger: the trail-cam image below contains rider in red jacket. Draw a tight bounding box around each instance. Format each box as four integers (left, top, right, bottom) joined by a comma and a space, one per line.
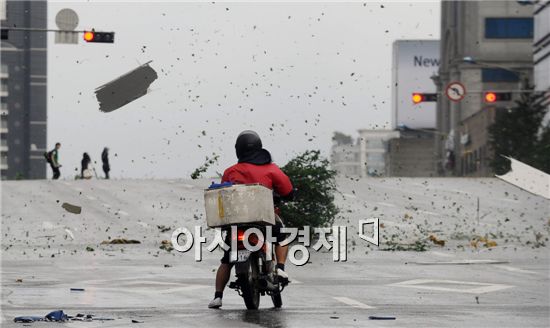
209, 130, 294, 309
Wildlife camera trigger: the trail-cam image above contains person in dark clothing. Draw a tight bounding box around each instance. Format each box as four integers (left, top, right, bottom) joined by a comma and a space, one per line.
48, 143, 61, 180
101, 147, 110, 179
81, 153, 91, 179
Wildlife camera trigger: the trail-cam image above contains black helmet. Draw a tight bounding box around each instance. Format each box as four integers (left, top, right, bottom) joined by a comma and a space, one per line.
235, 130, 262, 159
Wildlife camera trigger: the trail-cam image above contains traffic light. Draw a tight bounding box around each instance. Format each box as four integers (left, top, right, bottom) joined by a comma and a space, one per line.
412, 93, 437, 104
484, 92, 511, 103
83, 30, 115, 43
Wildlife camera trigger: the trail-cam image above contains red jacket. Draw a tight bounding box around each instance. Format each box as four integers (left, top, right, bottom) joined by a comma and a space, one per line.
221, 162, 293, 196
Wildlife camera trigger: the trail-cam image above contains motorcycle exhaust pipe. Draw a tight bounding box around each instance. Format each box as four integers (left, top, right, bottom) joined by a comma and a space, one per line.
258, 279, 278, 291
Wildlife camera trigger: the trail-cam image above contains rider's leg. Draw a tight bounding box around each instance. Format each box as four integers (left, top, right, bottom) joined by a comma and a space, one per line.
215, 263, 232, 293
275, 244, 288, 265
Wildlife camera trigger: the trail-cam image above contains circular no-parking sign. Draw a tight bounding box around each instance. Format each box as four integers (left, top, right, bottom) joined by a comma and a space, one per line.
445, 82, 466, 102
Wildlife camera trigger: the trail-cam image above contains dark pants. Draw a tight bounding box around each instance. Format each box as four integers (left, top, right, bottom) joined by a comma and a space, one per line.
103, 165, 110, 179
51, 165, 60, 180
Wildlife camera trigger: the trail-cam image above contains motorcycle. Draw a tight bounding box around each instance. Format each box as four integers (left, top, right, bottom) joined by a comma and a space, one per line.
226, 224, 289, 309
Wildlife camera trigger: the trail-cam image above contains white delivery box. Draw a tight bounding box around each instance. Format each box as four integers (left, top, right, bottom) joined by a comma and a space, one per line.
204, 184, 275, 228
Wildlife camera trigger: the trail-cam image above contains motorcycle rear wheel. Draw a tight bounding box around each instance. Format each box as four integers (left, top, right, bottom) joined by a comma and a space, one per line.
240, 256, 260, 309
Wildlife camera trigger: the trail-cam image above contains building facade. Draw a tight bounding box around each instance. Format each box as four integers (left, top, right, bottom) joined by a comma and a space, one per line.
435, 1, 534, 177
534, 1, 550, 108
1, 0, 48, 179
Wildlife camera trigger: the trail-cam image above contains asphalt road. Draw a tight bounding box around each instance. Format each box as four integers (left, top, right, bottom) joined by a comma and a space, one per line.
1, 178, 549, 327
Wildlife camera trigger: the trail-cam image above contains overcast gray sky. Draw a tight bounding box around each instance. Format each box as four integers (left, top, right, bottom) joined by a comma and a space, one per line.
47, 1, 440, 179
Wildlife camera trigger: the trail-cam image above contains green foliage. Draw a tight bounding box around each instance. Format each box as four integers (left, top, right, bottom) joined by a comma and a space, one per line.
279, 150, 339, 228
489, 85, 550, 174
332, 131, 353, 145
191, 154, 219, 179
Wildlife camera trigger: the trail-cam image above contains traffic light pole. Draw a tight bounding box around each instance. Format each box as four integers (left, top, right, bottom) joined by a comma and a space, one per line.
1, 27, 90, 33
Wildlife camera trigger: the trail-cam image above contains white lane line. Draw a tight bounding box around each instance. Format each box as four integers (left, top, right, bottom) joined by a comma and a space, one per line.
391, 279, 514, 294
116, 210, 129, 216
291, 279, 302, 284
429, 251, 455, 258
497, 198, 519, 204
333, 296, 375, 309
495, 265, 537, 275
418, 210, 439, 216
342, 193, 357, 199
377, 202, 396, 208
86, 195, 96, 200
102, 203, 111, 208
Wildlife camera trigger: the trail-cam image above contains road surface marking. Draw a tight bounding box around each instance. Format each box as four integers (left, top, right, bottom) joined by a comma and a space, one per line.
390, 279, 514, 294
86, 195, 96, 200
495, 265, 537, 275
429, 251, 455, 258
291, 279, 302, 284
377, 202, 396, 208
412, 259, 508, 265
116, 210, 129, 216
333, 296, 375, 309
342, 193, 357, 199
497, 198, 519, 204
418, 210, 439, 216
102, 203, 111, 208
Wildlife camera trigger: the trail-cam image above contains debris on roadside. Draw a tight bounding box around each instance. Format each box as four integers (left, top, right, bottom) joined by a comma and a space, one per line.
85, 246, 94, 252
101, 238, 141, 244
470, 236, 497, 248
157, 225, 171, 233
14, 310, 115, 323
159, 240, 174, 252
70, 288, 85, 292
61, 202, 82, 214
15, 278, 23, 283
429, 234, 446, 246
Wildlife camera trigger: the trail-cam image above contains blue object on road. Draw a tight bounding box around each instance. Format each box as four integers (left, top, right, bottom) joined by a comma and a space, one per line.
208, 181, 233, 189
46, 310, 68, 321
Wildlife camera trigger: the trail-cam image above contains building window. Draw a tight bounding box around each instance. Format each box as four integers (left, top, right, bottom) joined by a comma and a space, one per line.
482, 68, 520, 82
485, 18, 534, 39
0, 78, 7, 92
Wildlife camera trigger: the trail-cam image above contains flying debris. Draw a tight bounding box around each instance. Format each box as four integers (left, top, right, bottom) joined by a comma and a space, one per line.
95, 61, 158, 112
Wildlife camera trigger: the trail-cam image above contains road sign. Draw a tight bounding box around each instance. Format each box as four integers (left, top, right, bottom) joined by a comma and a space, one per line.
55, 8, 79, 44
445, 82, 466, 102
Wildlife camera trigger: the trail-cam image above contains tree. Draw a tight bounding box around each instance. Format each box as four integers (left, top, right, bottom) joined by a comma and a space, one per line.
279, 150, 339, 228
489, 85, 549, 175
332, 131, 353, 145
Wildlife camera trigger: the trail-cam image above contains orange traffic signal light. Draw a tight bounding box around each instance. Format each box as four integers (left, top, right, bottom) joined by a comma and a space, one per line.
484, 92, 511, 103
83, 30, 115, 43
485, 92, 497, 103
412, 93, 437, 104
83, 31, 94, 42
